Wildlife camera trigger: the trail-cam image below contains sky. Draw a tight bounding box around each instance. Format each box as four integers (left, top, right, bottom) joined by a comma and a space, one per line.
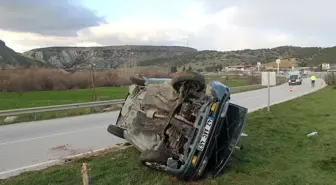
0, 0, 336, 52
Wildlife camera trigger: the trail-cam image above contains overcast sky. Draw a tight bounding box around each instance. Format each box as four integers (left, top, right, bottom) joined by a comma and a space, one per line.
0, 0, 335, 52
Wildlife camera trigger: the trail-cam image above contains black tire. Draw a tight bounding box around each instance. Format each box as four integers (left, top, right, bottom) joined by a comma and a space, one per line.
107, 124, 125, 139
171, 71, 205, 92
130, 74, 146, 86
139, 149, 170, 165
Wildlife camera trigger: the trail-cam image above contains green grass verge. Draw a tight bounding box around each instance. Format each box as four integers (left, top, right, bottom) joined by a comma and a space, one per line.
0, 87, 128, 110
205, 75, 254, 87
1, 86, 335, 185
0, 76, 248, 111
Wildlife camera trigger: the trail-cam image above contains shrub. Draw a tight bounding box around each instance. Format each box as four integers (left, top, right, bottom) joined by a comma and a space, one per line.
247, 76, 260, 85
0, 67, 168, 92
324, 72, 336, 86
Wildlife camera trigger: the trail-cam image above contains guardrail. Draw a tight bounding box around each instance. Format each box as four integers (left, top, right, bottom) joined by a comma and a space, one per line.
0, 99, 125, 117
0, 84, 265, 118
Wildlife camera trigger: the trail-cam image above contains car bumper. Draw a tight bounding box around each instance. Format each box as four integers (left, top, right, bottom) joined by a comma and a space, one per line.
288, 81, 301, 85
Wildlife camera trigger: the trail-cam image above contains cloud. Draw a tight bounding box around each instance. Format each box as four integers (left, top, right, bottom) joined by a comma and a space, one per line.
0, 0, 106, 36
1, 0, 336, 53
200, 0, 336, 46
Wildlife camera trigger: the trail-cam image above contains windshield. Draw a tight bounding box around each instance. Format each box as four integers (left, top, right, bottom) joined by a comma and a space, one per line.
290, 75, 298, 79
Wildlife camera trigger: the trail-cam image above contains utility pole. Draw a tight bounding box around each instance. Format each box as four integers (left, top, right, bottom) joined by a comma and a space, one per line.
257, 62, 261, 72
90, 63, 96, 101
276, 59, 281, 74
267, 71, 270, 112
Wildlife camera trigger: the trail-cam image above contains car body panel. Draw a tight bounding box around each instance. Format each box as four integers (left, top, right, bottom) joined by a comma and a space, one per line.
209, 80, 230, 101
107, 79, 248, 181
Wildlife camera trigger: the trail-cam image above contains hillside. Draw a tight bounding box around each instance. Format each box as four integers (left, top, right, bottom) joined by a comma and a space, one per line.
23, 45, 198, 69
0, 40, 45, 67
139, 46, 336, 69
4, 42, 336, 71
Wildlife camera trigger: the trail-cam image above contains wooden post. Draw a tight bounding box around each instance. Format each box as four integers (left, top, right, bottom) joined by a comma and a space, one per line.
81, 163, 89, 185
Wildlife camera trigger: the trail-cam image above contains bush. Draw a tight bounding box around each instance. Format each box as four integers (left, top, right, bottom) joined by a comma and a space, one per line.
247, 76, 261, 85
0, 67, 169, 92
324, 72, 336, 86
276, 76, 287, 85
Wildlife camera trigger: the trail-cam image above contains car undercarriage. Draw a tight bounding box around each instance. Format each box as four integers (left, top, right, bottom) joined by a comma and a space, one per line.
107, 72, 248, 181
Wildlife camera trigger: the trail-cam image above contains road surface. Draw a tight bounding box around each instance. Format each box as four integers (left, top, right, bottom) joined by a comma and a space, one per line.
0, 78, 326, 179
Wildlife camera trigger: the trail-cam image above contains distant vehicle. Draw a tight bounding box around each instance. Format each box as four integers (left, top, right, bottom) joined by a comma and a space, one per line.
288, 74, 302, 85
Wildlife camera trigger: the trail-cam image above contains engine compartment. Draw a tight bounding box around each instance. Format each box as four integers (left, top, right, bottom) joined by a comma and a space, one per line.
164, 100, 203, 155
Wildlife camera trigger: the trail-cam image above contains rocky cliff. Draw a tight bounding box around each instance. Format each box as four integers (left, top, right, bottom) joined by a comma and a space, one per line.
23, 45, 198, 69
0, 40, 44, 67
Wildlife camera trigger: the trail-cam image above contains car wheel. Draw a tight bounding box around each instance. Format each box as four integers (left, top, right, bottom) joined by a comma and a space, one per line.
107, 124, 125, 139
171, 71, 205, 92
130, 74, 146, 86
139, 149, 170, 165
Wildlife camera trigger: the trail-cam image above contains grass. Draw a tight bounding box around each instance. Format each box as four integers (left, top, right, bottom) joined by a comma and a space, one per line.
0, 75, 282, 125
0, 76, 249, 111
0, 87, 128, 110
0, 87, 127, 125
205, 75, 255, 87
1, 86, 335, 185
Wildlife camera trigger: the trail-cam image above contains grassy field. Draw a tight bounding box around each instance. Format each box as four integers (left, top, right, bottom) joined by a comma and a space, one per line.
0, 87, 128, 110
0, 76, 253, 111
0, 75, 271, 125
1, 86, 334, 185
205, 75, 257, 87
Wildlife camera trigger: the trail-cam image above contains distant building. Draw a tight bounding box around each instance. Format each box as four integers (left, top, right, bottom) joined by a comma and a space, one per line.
321, 63, 330, 71
244, 66, 257, 71
327, 64, 336, 72
225, 65, 245, 71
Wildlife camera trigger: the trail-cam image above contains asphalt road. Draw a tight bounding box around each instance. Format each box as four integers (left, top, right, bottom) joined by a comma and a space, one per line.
0, 78, 326, 178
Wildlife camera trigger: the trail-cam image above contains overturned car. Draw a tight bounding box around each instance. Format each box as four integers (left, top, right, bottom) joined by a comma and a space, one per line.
107, 72, 248, 181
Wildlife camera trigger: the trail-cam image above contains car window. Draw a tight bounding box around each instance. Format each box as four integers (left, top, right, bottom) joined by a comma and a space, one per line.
290, 75, 298, 79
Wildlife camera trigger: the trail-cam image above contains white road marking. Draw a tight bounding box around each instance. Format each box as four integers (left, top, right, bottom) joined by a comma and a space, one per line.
0, 160, 60, 177
0, 146, 129, 179
0, 126, 105, 146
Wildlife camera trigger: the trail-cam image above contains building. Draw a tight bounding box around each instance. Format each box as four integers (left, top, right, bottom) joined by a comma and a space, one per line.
327, 64, 336, 72
244, 66, 257, 71
225, 65, 245, 71
321, 63, 330, 71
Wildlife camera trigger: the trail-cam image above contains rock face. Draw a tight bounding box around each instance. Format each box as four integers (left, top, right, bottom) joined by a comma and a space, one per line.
23, 46, 198, 69
0, 40, 44, 67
